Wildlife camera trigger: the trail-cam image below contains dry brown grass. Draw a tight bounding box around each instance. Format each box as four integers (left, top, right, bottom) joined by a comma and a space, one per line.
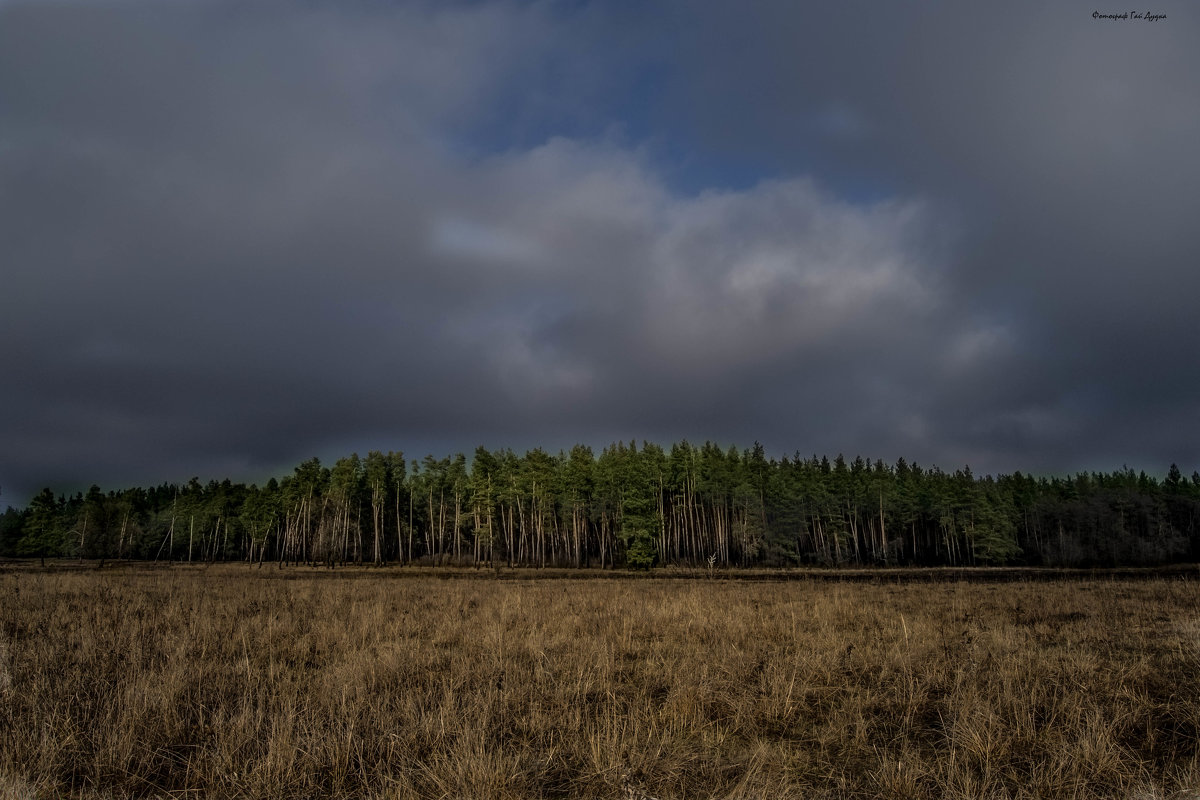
0, 565, 1198, 799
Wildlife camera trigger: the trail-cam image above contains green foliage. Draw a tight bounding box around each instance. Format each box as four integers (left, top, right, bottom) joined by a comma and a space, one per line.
0, 505, 25, 556
11, 445, 1200, 568
623, 532, 658, 569
18, 488, 66, 558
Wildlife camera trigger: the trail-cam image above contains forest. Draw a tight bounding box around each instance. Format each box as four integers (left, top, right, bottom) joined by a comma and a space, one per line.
3, 442, 1199, 569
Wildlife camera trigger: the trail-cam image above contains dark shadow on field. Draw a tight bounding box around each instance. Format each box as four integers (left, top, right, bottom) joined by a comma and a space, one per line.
1, 558, 1197, 584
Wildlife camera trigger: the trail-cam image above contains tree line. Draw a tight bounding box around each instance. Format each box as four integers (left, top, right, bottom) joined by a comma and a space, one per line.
2, 441, 1199, 568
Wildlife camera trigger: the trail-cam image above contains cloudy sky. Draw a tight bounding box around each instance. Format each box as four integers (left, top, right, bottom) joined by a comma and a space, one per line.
2, 1, 1197, 506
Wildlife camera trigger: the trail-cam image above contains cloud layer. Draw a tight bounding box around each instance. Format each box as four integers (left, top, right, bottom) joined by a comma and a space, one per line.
2, 1, 1198, 505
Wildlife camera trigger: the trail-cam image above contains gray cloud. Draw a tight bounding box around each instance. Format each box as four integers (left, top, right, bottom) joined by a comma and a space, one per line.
2, 1, 1198, 506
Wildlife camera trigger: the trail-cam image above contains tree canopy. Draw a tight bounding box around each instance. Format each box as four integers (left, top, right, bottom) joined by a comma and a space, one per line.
3, 445, 1198, 569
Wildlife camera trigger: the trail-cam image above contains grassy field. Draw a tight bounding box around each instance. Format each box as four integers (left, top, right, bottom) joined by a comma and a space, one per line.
1, 564, 1198, 799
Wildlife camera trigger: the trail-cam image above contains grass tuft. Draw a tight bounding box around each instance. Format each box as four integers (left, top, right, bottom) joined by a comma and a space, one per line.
0, 566, 1197, 798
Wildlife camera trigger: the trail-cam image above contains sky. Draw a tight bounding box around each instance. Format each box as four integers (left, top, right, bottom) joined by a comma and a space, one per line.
2, 1, 1198, 507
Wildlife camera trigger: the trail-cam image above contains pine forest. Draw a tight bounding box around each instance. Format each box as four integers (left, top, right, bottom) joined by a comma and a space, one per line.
4, 442, 1199, 569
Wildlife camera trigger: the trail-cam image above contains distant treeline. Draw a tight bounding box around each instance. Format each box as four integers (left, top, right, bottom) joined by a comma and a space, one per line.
3, 442, 1199, 568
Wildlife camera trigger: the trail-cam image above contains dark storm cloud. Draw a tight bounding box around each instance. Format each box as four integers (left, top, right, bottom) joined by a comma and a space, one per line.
2, 1, 1198, 507
650, 1, 1200, 474
0, 1, 548, 501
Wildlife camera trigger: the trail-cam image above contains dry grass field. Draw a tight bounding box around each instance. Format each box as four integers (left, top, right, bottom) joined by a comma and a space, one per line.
0, 565, 1198, 799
